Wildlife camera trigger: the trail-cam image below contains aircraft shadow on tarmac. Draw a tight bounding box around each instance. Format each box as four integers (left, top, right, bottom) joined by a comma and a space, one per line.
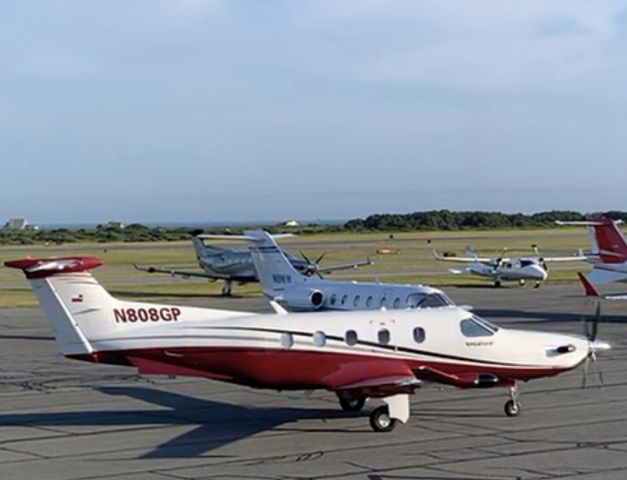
475, 309, 627, 325
0, 386, 354, 459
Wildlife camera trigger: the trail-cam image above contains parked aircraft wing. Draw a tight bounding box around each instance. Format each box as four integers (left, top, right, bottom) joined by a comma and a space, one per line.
133, 264, 230, 281
317, 257, 374, 274
540, 252, 587, 262
196, 233, 294, 242
433, 250, 494, 264
578, 272, 627, 300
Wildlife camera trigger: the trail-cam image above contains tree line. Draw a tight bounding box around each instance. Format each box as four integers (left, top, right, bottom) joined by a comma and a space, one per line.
343, 210, 627, 231
1, 210, 625, 245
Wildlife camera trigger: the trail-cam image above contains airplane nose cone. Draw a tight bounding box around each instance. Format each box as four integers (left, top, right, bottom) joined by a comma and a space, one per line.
590, 340, 611, 353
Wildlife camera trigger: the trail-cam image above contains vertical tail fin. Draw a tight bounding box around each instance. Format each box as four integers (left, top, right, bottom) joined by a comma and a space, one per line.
5, 257, 112, 355
243, 230, 305, 295
189, 230, 228, 260
591, 217, 627, 263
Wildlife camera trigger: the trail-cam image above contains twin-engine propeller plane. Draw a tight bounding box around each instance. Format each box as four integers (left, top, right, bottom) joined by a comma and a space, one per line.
220, 230, 455, 311
134, 230, 371, 296
434, 246, 586, 288
5, 256, 610, 432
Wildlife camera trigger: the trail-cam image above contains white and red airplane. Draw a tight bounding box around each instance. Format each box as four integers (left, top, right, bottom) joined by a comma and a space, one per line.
5, 256, 610, 432
557, 216, 627, 285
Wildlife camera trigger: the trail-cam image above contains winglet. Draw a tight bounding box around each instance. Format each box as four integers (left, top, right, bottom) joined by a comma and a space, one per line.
577, 272, 600, 297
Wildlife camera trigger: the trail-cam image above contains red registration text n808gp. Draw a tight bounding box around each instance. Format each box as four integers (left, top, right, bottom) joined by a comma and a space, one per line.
113, 308, 181, 323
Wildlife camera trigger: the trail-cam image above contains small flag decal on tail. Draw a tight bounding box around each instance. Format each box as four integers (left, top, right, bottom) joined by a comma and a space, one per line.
71, 294, 83, 303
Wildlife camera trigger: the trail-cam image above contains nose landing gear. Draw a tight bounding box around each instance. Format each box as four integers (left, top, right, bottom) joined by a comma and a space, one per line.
504, 382, 521, 417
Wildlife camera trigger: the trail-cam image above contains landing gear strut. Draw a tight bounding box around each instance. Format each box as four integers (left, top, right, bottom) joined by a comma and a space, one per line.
221, 281, 233, 297
339, 396, 366, 412
504, 382, 521, 417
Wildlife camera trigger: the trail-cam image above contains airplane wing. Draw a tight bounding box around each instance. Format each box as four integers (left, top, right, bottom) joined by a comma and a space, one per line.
316, 257, 374, 274
133, 264, 232, 281
577, 272, 627, 300
539, 252, 587, 262
433, 250, 493, 263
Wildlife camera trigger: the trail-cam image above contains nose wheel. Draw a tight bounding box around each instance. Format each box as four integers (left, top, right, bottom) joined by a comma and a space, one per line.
504, 383, 521, 417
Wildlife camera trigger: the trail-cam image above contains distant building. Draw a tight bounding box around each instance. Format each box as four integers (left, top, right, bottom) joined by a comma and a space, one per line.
3, 218, 37, 230
281, 219, 300, 227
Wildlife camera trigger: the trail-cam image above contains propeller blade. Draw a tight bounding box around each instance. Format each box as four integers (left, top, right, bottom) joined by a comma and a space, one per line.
314, 253, 326, 264
581, 356, 590, 389
299, 250, 313, 265
591, 301, 601, 342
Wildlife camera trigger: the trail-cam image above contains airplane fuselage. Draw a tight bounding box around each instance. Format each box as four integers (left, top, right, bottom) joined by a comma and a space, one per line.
72, 302, 589, 392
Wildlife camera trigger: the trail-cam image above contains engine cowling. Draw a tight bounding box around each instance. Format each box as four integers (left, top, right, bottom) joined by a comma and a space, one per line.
278, 287, 325, 311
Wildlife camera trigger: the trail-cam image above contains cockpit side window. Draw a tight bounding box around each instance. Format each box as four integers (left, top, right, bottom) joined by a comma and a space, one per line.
460, 317, 496, 337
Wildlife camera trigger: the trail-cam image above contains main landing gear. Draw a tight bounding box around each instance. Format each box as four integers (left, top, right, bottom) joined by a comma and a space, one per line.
518, 279, 526, 286
221, 280, 233, 297
369, 406, 396, 432
339, 396, 366, 412
494, 279, 502, 288
504, 382, 521, 417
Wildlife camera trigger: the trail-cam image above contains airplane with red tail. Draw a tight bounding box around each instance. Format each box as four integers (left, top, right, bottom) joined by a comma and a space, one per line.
4, 256, 610, 432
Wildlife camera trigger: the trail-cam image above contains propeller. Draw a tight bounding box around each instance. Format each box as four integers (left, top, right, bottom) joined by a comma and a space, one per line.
581, 300, 608, 388
492, 247, 508, 271
299, 250, 326, 278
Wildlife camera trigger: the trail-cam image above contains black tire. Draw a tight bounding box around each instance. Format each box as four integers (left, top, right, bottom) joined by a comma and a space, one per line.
369, 406, 397, 432
494, 280, 502, 288
504, 400, 521, 417
339, 397, 366, 412
518, 279, 526, 286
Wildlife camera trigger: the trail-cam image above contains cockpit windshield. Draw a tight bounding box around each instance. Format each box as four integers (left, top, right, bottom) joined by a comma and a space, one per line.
408, 292, 454, 308
520, 259, 535, 268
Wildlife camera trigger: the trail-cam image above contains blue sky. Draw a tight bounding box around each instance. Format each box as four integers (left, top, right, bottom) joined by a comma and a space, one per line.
2, 1, 627, 224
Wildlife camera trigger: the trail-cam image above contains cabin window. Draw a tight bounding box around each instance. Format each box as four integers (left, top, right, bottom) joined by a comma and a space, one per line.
413, 327, 426, 343
345, 330, 358, 346
378, 328, 391, 345
393, 297, 402, 308
313, 330, 326, 347
460, 317, 496, 337
353, 295, 361, 307
280, 332, 294, 349
366, 296, 374, 308
330, 294, 337, 306
380, 296, 387, 308
341, 294, 348, 306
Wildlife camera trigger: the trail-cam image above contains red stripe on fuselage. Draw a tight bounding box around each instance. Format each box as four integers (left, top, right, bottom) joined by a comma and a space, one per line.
67, 346, 568, 391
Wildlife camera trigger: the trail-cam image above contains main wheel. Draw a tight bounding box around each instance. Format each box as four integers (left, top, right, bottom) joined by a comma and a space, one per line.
504, 400, 521, 417
339, 397, 366, 412
369, 406, 397, 432
518, 279, 526, 286
494, 280, 502, 288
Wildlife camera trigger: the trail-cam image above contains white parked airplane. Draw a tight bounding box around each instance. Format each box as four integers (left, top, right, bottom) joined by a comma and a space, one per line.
434, 246, 586, 288
5, 256, 610, 432
135, 230, 371, 296
218, 230, 455, 311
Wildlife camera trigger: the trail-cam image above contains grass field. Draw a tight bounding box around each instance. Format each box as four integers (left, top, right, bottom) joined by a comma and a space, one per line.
0, 227, 595, 307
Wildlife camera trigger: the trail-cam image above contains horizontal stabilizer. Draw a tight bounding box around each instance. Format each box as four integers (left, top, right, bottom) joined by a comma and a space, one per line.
586, 267, 627, 285
5, 257, 102, 278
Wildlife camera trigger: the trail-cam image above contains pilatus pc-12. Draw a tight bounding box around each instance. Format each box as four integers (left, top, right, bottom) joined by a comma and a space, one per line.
135, 230, 371, 296
5, 256, 609, 432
